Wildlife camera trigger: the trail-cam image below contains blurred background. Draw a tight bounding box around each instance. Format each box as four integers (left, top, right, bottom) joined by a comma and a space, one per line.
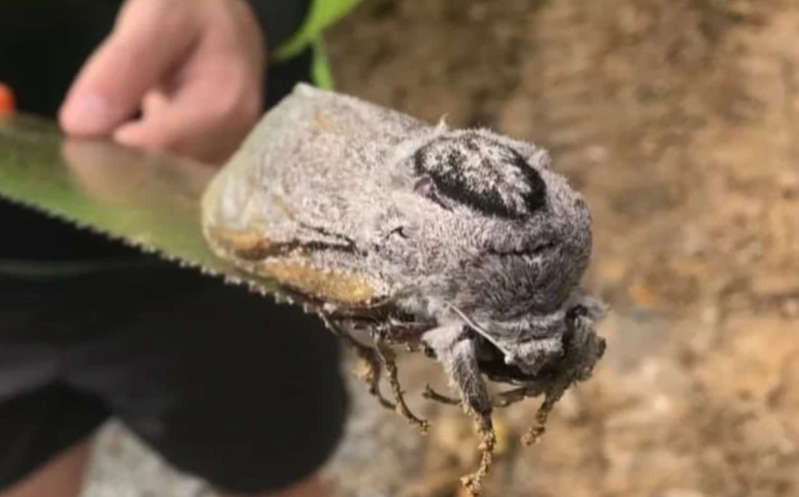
84, 1, 799, 496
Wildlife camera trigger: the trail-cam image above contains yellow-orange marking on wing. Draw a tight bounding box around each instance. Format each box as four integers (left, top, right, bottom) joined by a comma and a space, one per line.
257, 260, 375, 305
207, 226, 272, 253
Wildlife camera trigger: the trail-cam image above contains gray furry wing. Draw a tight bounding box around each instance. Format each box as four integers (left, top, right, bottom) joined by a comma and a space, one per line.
203, 83, 428, 249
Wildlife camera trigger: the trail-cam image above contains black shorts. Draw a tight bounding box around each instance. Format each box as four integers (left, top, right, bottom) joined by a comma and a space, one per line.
0, 259, 348, 493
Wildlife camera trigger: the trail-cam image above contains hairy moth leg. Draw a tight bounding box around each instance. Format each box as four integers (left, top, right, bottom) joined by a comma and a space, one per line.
425, 384, 543, 410
321, 316, 395, 410
374, 336, 430, 433
521, 390, 563, 446
423, 325, 495, 496
521, 310, 607, 446
422, 384, 461, 405
480, 383, 561, 446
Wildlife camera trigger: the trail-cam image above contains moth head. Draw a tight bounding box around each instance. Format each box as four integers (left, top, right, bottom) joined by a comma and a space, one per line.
398, 129, 592, 317
472, 294, 607, 380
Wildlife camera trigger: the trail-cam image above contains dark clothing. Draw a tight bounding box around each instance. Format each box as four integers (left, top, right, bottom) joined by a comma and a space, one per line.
0, 269, 346, 493
0, 1, 347, 493
0, 0, 310, 117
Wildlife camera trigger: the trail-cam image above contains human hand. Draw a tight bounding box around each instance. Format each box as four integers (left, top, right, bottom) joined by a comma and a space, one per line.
59, 0, 266, 164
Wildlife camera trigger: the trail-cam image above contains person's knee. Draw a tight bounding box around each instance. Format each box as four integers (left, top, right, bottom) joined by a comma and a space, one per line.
0, 440, 92, 497
0, 384, 107, 497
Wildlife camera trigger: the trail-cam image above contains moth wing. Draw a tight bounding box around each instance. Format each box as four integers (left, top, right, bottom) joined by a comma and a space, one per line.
202, 84, 426, 304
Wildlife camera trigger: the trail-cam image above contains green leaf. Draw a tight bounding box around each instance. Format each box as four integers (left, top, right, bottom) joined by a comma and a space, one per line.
274, 0, 362, 61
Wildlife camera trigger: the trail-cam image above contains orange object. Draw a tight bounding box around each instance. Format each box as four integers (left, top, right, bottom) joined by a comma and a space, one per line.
0, 83, 16, 116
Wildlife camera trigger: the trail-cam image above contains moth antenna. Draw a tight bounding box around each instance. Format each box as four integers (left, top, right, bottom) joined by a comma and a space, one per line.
444, 302, 507, 354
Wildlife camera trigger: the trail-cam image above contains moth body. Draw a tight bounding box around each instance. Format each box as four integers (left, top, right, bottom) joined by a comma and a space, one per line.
202, 84, 606, 493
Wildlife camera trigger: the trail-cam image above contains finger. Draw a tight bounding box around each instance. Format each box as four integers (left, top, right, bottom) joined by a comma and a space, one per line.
113, 70, 261, 163
59, 0, 199, 136
140, 88, 170, 115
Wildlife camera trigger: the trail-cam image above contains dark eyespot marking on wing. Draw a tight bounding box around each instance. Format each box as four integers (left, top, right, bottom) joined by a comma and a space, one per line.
413, 133, 547, 219
413, 175, 452, 211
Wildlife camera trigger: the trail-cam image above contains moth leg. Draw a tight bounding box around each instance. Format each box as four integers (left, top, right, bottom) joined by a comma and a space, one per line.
422, 325, 495, 496
354, 344, 397, 411
427, 384, 537, 409
374, 337, 430, 433
489, 384, 563, 445
521, 311, 607, 446
422, 384, 461, 405
321, 316, 395, 410
521, 388, 565, 446
492, 386, 536, 408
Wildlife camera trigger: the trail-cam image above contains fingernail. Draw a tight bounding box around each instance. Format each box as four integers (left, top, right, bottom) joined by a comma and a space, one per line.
60, 93, 114, 135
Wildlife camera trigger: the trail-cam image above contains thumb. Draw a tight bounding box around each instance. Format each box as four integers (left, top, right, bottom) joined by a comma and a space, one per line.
59, 0, 199, 136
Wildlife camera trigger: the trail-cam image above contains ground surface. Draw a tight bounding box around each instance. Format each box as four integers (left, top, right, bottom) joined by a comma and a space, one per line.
325, 1, 799, 495
84, 1, 798, 496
